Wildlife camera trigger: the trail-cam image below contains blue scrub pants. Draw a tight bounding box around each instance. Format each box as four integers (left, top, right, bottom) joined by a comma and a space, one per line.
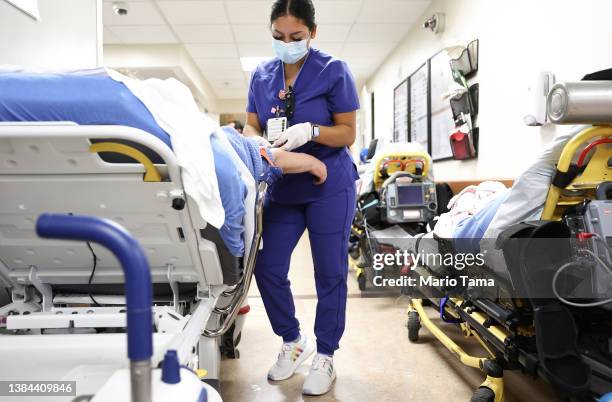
254, 185, 356, 356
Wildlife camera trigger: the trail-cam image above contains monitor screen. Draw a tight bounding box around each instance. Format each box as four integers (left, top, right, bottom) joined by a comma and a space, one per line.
397, 185, 424, 206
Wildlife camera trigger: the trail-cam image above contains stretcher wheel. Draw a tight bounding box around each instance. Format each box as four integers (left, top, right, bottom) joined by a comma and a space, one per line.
357, 273, 367, 291
470, 387, 495, 402
407, 311, 420, 342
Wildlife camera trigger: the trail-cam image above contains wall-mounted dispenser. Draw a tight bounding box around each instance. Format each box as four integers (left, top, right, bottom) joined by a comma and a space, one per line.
524, 71, 556, 126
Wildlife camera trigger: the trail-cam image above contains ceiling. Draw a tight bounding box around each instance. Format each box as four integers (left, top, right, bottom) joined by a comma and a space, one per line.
103, 0, 432, 100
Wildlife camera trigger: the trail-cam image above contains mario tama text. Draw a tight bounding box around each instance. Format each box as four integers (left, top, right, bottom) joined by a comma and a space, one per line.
373, 275, 495, 288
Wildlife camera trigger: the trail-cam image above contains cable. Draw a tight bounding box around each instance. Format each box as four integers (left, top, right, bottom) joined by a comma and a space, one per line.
552, 248, 612, 307
593, 233, 612, 263
85, 241, 101, 306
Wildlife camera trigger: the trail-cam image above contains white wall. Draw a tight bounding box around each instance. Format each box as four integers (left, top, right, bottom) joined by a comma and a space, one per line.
363, 0, 612, 181
0, 0, 101, 68
104, 44, 221, 114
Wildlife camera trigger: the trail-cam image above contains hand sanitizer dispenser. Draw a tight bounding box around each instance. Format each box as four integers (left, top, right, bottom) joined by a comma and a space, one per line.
524, 71, 556, 126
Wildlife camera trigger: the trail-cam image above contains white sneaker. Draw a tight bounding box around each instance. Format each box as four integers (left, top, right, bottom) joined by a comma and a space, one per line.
267, 334, 315, 381
302, 353, 336, 395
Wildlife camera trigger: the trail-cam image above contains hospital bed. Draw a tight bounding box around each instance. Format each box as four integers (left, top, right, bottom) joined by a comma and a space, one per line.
403, 81, 612, 402
0, 74, 266, 401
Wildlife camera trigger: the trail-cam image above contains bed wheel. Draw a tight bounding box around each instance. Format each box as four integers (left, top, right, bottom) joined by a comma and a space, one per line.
407, 311, 420, 342
357, 273, 367, 291
470, 387, 495, 402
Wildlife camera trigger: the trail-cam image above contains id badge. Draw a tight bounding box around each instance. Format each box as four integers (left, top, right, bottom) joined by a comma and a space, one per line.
266, 117, 287, 143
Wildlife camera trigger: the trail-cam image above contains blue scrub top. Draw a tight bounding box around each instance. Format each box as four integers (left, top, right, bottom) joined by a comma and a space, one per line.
247, 47, 360, 204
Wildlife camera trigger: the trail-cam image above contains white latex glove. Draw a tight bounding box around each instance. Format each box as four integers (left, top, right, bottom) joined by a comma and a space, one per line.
273, 122, 313, 151
251, 135, 271, 147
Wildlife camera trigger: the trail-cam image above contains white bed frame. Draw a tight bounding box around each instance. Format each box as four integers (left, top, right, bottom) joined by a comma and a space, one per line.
0, 123, 264, 401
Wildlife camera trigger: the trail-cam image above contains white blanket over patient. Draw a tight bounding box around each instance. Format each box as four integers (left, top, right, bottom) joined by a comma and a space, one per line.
434, 181, 507, 238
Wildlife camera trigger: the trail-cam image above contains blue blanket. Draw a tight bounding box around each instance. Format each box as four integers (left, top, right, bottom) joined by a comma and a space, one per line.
0, 72, 264, 257
453, 191, 509, 254
0, 73, 172, 148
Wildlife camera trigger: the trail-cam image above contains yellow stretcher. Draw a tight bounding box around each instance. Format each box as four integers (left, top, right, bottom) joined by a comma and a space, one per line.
407, 125, 612, 402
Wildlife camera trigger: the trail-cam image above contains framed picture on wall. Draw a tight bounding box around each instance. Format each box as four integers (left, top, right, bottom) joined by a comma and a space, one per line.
393, 79, 408, 143
429, 50, 455, 161
409, 62, 429, 152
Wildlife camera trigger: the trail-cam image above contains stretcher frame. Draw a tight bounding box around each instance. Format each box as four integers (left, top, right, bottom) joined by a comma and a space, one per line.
0, 123, 265, 399
406, 125, 612, 402
351, 147, 434, 292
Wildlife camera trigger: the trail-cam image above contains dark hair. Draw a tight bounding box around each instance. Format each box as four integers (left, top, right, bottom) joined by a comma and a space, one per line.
232, 120, 244, 131
270, 0, 316, 31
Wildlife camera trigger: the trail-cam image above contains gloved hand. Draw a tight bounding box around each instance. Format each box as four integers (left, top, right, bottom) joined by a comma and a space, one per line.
250, 135, 271, 147
273, 122, 313, 151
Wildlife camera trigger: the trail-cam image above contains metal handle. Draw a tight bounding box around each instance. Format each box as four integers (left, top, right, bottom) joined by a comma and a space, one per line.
204, 182, 267, 337
36, 214, 153, 402
89, 142, 162, 182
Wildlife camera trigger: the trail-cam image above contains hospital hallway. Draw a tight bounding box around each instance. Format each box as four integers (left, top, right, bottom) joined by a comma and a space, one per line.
220, 234, 559, 402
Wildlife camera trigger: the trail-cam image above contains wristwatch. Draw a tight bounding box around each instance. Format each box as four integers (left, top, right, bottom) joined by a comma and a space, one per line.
311, 124, 320, 139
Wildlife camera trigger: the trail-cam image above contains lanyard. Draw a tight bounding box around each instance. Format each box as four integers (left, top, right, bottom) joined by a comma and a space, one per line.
279, 49, 310, 120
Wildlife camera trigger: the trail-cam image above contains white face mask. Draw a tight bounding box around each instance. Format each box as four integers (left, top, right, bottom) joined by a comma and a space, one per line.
272, 38, 309, 64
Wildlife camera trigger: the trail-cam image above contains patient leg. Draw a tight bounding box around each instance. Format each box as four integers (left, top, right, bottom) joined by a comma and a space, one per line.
268, 148, 327, 184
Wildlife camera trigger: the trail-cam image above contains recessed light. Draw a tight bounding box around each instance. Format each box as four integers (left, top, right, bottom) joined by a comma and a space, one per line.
240, 57, 270, 72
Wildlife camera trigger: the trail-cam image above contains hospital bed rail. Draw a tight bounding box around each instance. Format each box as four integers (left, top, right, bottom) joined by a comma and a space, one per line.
204, 180, 267, 337
0, 123, 251, 296
0, 122, 263, 392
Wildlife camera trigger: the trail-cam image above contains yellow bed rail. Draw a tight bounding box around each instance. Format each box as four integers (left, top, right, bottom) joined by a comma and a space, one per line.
89, 142, 162, 182
541, 125, 612, 220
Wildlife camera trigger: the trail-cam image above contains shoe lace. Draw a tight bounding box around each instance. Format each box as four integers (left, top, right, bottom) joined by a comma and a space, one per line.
278, 343, 294, 361
311, 355, 332, 372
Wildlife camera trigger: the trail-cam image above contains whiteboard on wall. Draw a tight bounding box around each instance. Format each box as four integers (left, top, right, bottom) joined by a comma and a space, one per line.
393, 79, 408, 143
409, 63, 429, 151
4, 0, 39, 19
430, 51, 455, 160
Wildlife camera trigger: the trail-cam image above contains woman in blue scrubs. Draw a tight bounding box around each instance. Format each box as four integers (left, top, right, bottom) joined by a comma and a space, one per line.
244, 0, 359, 396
